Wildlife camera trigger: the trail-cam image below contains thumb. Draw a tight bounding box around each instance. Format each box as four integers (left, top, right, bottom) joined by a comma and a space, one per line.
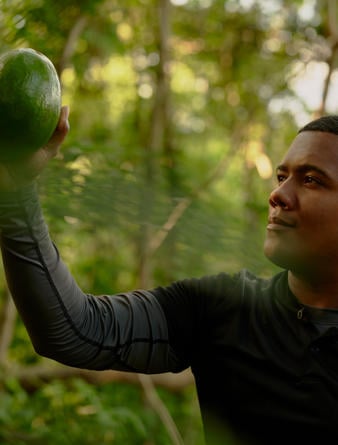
43, 105, 70, 158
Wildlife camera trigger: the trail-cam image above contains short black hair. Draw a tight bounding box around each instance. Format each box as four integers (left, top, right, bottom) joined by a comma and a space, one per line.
298, 115, 338, 135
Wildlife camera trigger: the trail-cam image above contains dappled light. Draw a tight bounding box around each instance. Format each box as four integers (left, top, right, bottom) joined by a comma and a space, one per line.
0, 1, 337, 444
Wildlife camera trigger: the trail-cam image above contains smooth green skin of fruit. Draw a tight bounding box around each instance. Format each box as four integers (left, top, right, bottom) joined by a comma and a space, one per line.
0, 48, 61, 162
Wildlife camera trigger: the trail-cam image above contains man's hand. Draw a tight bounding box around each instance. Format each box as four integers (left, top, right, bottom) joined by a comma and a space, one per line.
0, 105, 70, 191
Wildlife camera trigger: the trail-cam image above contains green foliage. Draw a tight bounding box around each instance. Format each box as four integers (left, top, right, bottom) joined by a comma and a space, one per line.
0, 378, 203, 445
0, 0, 335, 443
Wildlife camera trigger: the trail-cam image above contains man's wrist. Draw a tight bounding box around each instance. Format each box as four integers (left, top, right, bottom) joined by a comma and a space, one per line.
0, 181, 38, 204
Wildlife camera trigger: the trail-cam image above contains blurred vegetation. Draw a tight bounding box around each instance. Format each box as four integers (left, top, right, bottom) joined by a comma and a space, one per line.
0, 0, 338, 443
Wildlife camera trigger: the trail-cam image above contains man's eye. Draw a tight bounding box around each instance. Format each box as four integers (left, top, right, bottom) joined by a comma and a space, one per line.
277, 175, 286, 183
304, 175, 321, 184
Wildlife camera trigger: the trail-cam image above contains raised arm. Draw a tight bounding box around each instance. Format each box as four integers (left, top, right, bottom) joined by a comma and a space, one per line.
0, 108, 178, 374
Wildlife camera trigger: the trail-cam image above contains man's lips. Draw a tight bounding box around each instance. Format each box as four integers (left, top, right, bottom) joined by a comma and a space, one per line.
267, 215, 296, 230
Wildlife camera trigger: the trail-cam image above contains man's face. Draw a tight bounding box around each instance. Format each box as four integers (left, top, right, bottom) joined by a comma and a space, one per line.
264, 130, 338, 276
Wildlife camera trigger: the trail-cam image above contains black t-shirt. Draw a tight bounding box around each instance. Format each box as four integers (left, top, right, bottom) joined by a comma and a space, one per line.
152, 270, 338, 443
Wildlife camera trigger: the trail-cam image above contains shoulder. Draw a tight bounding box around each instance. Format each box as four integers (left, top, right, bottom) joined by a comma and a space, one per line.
185, 269, 286, 301
152, 269, 287, 314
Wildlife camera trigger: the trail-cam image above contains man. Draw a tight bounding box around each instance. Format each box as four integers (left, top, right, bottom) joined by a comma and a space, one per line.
0, 107, 338, 444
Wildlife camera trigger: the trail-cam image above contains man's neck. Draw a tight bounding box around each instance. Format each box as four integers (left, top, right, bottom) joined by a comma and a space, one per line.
288, 270, 338, 309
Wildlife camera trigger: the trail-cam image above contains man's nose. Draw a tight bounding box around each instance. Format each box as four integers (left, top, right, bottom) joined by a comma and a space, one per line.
269, 182, 294, 210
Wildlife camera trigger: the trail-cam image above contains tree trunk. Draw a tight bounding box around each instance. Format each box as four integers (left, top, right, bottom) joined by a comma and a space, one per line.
137, 0, 172, 288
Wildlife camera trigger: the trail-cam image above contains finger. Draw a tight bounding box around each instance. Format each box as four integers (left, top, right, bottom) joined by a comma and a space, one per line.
44, 105, 70, 156
57, 105, 70, 132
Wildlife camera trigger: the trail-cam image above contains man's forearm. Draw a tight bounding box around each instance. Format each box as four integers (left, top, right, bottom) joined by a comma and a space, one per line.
0, 185, 173, 373
0, 184, 100, 366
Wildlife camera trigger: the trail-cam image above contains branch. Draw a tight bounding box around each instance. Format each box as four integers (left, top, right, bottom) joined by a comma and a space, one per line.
149, 128, 244, 255
317, 40, 338, 116
0, 289, 17, 365
138, 373, 185, 445
56, 14, 88, 77
317, 0, 338, 116
328, 0, 338, 40
4, 363, 193, 392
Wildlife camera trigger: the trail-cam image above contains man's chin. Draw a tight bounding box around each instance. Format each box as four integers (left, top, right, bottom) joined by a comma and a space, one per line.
263, 242, 294, 270
263, 243, 307, 273
264, 252, 289, 270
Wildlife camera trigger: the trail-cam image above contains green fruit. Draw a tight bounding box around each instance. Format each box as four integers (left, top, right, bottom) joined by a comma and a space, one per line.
0, 48, 61, 162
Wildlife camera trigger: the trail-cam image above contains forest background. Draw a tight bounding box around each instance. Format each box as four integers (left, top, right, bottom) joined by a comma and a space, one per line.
0, 0, 337, 444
